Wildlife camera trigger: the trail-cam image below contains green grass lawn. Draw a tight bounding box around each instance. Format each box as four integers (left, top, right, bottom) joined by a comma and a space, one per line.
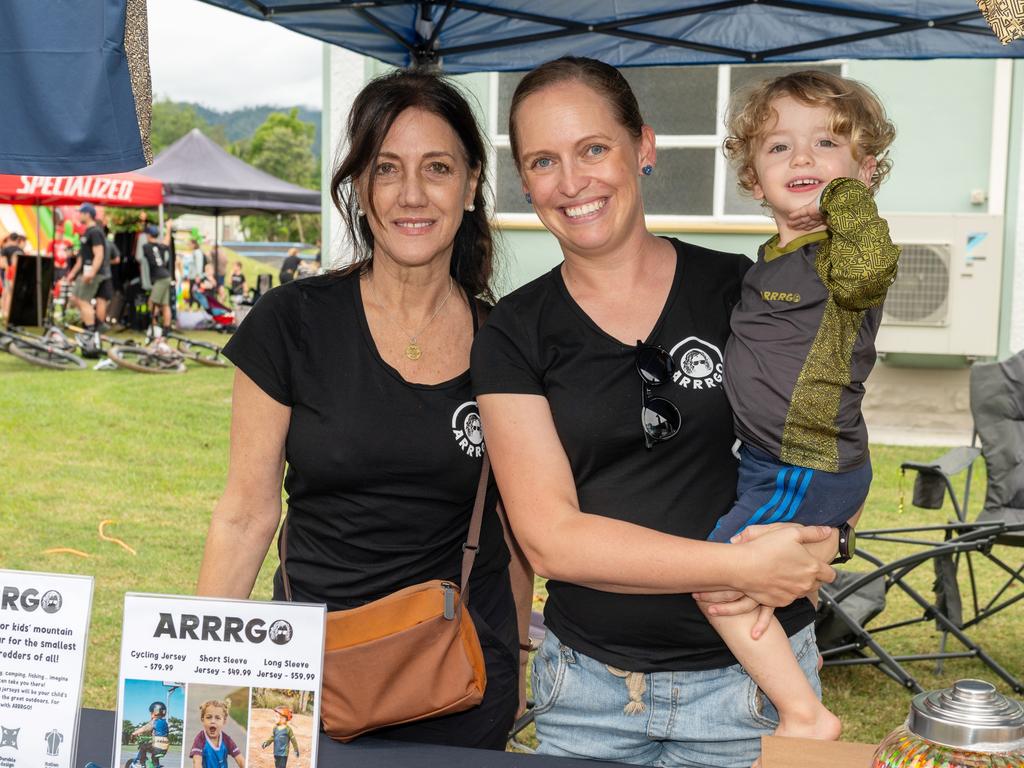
1, 347, 1021, 746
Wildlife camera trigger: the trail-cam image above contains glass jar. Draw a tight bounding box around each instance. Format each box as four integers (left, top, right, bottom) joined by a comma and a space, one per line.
873, 680, 1024, 768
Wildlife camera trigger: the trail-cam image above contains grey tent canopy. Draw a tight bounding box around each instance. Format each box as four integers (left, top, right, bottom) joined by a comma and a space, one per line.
136, 129, 320, 215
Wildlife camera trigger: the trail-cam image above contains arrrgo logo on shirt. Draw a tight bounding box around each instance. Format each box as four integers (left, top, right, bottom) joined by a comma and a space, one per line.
451, 401, 485, 458
668, 337, 724, 391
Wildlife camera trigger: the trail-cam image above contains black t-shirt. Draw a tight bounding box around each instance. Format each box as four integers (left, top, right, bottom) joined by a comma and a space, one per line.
78, 225, 105, 271
222, 271, 510, 610
279, 255, 301, 284
229, 273, 246, 296
471, 238, 814, 672
142, 242, 171, 281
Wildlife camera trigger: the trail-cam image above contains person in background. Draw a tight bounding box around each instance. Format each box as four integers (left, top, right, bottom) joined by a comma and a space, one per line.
94, 220, 119, 330
228, 261, 247, 300
278, 247, 301, 284
0, 233, 25, 320
49, 227, 72, 285
189, 239, 205, 282
199, 263, 218, 296
215, 245, 228, 288
140, 223, 174, 341
65, 203, 106, 342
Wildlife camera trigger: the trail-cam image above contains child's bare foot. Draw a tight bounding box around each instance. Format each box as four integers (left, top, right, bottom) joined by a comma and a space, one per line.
773, 704, 842, 742
750, 708, 841, 768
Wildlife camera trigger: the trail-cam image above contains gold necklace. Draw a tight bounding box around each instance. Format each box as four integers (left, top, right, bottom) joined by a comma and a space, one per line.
369, 273, 455, 361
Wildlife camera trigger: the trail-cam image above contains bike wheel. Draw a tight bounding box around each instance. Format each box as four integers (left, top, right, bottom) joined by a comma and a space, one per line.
176, 339, 229, 367
108, 346, 186, 374
6, 337, 87, 370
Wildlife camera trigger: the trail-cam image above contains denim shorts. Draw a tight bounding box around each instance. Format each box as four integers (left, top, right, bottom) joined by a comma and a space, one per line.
532, 623, 821, 767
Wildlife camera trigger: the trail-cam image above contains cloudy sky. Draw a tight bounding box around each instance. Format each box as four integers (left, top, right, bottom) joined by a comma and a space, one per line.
147, 0, 323, 111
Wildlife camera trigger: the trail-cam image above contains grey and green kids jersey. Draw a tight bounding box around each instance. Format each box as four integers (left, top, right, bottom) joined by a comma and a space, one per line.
724, 177, 899, 473
263, 724, 298, 757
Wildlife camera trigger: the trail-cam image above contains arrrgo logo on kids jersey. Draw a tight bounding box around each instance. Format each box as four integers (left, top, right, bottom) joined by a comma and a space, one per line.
451, 401, 485, 458
668, 337, 724, 391
0, 586, 63, 613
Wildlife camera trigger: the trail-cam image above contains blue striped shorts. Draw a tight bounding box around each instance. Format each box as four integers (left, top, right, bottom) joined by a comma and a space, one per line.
707, 443, 871, 542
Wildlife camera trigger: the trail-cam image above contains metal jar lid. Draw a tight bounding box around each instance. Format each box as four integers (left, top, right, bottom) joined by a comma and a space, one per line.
908, 679, 1024, 752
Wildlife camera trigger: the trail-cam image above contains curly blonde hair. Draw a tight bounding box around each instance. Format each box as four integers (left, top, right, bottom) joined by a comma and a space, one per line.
724, 70, 896, 196
199, 699, 230, 720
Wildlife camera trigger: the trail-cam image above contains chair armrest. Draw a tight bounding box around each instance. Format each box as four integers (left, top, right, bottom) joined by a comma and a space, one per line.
901, 446, 981, 478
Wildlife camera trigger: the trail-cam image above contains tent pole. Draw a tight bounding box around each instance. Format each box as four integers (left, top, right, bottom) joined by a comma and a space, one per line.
158, 203, 164, 232
214, 210, 220, 283
35, 204, 42, 327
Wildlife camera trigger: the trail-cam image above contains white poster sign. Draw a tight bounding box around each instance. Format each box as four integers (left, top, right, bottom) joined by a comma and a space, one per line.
115, 593, 325, 768
0, 569, 94, 768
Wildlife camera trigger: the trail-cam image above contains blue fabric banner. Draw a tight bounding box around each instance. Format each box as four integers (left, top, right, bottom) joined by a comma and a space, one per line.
0, 0, 149, 174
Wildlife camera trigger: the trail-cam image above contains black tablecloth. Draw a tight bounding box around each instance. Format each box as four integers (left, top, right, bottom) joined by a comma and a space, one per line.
76, 708, 631, 767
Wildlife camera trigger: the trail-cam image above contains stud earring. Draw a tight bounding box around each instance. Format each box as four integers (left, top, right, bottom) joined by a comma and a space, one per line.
356, 207, 366, 217
525, 192, 532, 204
642, 165, 654, 176
466, 203, 475, 212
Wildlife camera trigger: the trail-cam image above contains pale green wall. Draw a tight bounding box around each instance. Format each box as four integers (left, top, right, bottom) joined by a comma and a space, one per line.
492, 229, 774, 294
848, 59, 996, 215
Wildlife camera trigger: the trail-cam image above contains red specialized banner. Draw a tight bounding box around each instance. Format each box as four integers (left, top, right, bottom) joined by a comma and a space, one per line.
0, 172, 163, 207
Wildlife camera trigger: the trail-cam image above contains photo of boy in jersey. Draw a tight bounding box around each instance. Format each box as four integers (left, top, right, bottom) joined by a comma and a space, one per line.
189, 699, 245, 768
185, 685, 248, 768
247, 689, 314, 768
119, 679, 185, 768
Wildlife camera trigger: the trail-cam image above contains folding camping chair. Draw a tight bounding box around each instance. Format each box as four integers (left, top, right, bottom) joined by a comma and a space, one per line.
817, 349, 1024, 694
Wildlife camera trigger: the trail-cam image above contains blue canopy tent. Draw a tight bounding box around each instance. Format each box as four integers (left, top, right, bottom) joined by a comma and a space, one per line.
4, 1, 1024, 176
196, 1, 1024, 71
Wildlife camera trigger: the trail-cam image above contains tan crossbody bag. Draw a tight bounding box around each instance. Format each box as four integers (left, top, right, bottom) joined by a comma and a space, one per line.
279, 456, 491, 742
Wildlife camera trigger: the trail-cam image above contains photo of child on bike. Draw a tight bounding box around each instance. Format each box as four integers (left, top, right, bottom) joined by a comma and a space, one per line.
119, 679, 185, 768
248, 688, 314, 768
185, 685, 248, 768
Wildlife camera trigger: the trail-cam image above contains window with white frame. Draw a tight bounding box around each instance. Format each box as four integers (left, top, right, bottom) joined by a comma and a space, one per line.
489, 63, 842, 222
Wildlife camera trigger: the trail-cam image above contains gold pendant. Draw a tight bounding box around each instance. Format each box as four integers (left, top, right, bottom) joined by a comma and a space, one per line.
405, 342, 422, 361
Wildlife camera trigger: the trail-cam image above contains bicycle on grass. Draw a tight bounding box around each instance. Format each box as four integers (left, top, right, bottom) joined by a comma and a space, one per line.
106, 336, 187, 374
0, 326, 86, 370
164, 331, 229, 368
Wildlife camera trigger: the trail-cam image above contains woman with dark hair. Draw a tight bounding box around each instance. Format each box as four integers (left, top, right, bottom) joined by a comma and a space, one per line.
196, 70, 526, 750
472, 57, 838, 766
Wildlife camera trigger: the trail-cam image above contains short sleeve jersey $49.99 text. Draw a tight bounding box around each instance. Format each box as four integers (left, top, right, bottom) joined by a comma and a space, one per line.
471, 239, 815, 672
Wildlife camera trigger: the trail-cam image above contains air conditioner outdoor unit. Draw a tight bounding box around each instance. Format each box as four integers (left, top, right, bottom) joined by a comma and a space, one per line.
875, 213, 1003, 357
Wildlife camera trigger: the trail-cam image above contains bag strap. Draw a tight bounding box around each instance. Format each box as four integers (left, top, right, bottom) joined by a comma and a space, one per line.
280, 517, 294, 602
279, 453, 491, 607
459, 453, 490, 606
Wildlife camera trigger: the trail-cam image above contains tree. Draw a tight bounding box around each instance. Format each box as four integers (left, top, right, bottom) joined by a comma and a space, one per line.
236, 109, 321, 243
151, 99, 227, 156
244, 108, 317, 187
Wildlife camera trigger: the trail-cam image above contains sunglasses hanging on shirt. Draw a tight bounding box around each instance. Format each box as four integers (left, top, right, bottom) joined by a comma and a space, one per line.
635, 341, 682, 449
